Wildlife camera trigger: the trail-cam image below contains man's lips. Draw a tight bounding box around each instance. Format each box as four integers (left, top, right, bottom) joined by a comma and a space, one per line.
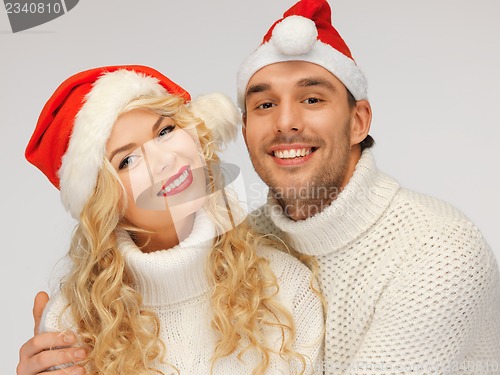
268, 144, 318, 166
157, 165, 193, 197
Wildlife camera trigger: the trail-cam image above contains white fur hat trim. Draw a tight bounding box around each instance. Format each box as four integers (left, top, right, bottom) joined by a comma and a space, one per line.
237, 18, 368, 109
59, 70, 168, 219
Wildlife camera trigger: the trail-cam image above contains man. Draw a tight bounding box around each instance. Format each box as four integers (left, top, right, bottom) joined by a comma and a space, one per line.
17, 0, 500, 374
237, 0, 500, 373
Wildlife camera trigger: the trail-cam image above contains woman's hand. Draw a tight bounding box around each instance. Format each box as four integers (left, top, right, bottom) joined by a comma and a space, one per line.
16, 292, 87, 375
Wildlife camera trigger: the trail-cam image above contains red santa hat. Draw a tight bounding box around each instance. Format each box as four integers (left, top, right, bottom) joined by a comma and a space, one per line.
26, 65, 239, 219
237, 0, 367, 109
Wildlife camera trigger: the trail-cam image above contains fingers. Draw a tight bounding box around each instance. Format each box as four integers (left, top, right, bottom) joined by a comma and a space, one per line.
17, 360, 85, 375
33, 291, 49, 335
17, 345, 86, 375
37, 366, 86, 375
43, 366, 86, 375
18, 331, 87, 374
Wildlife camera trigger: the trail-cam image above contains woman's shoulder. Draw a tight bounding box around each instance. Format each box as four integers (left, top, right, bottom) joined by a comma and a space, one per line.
257, 244, 325, 364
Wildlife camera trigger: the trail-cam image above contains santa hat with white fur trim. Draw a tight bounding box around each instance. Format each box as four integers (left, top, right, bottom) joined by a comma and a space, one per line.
26, 65, 239, 219
237, 0, 367, 109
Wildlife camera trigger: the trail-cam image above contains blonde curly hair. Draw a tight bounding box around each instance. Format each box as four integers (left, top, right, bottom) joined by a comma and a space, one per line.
60, 94, 309, 374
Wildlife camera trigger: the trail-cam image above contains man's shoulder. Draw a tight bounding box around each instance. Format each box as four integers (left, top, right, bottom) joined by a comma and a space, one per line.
390, 188, 494, 264
379, 190, 500, 316
392, 188, 474, 226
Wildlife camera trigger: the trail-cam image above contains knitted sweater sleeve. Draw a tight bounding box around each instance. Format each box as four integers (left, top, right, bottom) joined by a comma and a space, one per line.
347, 218, 500, 374
38, 291, 78, 370
40, 291, 73, 333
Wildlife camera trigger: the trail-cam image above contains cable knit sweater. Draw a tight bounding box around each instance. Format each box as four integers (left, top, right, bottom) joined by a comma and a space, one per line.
41, 211, 324, 374
251, 150, 500, 374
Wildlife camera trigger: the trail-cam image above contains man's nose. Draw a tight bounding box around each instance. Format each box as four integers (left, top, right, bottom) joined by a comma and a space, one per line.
274, 102, 303, 134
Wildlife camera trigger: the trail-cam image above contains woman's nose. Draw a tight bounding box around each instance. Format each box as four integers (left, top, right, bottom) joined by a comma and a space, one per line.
142, 139, 176, 176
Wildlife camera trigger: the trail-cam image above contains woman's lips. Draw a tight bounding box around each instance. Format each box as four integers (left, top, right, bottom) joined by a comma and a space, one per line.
157, 165, 193, 197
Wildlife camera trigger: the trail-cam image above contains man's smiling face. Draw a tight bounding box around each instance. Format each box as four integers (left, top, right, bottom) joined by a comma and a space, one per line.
243, 61, 363, 220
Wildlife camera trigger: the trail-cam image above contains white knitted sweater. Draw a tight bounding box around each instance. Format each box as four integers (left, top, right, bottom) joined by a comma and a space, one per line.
41, 211, 324, 374
251, 150, 500, 374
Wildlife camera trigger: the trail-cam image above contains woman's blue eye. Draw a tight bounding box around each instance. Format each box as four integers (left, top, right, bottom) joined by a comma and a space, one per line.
158, 125, 176, 138
118, 155, 137, 170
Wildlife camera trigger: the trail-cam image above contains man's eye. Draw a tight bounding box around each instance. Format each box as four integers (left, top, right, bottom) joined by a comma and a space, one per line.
257, 102, 275, 110
158, 125, 176, 138
303, 97, 321, 104
118, 155, 139, 170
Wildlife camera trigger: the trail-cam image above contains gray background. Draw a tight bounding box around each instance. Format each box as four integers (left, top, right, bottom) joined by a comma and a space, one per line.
1, 1, 499, 372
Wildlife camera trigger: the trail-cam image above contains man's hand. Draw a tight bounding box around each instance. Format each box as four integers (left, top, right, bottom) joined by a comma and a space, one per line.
33, 291, 48, 335
16, 292, 86, 375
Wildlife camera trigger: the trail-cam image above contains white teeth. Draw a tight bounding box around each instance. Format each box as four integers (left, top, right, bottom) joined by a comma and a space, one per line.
274, 148, 311, 159
163, 170, 189, 193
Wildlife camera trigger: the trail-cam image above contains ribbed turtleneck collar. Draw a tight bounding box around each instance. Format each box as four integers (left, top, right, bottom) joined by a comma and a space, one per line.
117, 210, 216, 306
267, 150, 399, 256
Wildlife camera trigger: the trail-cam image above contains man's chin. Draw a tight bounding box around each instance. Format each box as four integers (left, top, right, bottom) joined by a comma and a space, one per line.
269, 182, 307, 201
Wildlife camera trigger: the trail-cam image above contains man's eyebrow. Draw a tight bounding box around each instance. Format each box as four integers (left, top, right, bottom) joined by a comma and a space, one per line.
297, 77, 336, 91
246, 83, 271, 98
109, 143, 137, 163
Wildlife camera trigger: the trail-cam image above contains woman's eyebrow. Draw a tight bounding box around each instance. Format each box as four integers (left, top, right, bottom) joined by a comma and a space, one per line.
109, 116, 166, 162
109, 143, 136, 162
152, 115, 166, 133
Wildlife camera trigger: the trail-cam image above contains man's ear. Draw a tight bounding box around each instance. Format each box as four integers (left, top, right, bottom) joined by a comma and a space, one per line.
350, 100, 372, 146
241, 112, 248, 146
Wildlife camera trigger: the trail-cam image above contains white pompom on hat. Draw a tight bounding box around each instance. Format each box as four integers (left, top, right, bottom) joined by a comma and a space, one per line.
237, 0, 368, 109
26, 65, 240, 219
272, 15, 318, 55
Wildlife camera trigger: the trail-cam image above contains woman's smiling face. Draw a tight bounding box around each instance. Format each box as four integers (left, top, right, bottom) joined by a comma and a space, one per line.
106, 108, 207, 239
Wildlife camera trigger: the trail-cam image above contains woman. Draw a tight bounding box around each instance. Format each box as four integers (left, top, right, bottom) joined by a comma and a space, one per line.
20, 65, 324, 374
